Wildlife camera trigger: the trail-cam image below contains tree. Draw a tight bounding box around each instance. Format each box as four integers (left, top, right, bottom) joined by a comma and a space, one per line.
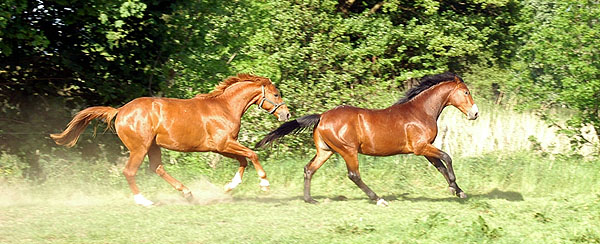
0, 0, 183, 178
511, 0, 600, 152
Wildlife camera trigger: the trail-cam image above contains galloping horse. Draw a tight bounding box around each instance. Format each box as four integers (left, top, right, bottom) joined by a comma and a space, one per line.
51, 74, 290, 206
256, 72, 478, 206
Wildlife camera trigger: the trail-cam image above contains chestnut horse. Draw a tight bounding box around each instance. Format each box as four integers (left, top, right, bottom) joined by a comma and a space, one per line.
51, 74, 290, 206
256, 72, 478, 206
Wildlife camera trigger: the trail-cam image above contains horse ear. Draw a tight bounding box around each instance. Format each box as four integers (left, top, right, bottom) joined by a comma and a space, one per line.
453, 75, 461, 83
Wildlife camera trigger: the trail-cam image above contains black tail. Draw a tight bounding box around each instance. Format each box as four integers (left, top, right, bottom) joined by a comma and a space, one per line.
255, 114, 321, 148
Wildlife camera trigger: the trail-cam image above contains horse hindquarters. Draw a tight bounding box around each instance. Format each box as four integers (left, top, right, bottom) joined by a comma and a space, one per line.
114, 100, 186, 206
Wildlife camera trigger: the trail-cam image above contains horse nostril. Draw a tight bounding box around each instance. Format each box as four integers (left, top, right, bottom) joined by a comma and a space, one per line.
278, 112, 291, 121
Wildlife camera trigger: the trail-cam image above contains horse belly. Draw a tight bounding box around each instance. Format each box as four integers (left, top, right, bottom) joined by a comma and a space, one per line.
359, 142, 411, 156
357, 122, 411, 156
155, 133, 212, 152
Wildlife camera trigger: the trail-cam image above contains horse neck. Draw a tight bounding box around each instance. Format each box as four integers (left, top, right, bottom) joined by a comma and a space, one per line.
403, 82, 455, 121
217, 82, 262, 119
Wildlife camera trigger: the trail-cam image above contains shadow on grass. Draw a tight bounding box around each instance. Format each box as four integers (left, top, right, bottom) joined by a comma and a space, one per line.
237, 188, 525, 205
156, 188, 524, 206
388, 188, 524, 203
232, 195, 304, 204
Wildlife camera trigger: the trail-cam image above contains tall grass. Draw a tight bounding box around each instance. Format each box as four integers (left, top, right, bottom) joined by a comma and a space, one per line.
433, 102, 593, 157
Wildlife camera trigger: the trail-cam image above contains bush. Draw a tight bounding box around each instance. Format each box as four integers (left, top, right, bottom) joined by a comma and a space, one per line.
0, 153, 28, 183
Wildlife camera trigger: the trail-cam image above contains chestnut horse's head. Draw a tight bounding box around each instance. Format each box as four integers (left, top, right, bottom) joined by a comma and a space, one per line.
447, 76, 479, 120
257, 80, 291, 121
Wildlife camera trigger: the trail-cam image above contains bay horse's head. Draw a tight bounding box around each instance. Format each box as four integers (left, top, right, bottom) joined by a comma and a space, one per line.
447, 75, 479, 120
257, 80, 291, 121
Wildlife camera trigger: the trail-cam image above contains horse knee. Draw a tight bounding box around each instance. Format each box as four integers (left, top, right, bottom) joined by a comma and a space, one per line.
247, 152, 258, 163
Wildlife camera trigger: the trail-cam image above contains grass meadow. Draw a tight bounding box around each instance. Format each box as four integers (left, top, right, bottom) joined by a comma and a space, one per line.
1, 102, 599, 243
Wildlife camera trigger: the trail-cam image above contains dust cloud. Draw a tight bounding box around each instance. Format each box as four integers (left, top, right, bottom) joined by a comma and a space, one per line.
0, 177, 233, 207
153, 178, 234, 206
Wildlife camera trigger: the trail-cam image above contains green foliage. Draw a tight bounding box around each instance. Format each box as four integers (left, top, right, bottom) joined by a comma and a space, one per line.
534, 212, 551, 223
410, 212, 448, 238
2, 0, 599, 180
0, 153, 28, 182
509, 0, 600, 152
0, 0, 183, 178
332, 220, 376, 235
207, 0, 519, 152
469, 215, 504, 240
157, 1, 260, 97
570, 229, 600, 244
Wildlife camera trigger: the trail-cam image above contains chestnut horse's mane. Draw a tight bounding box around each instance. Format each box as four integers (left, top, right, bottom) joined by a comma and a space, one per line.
195, 73, 272, 98
395, 72, 463, 105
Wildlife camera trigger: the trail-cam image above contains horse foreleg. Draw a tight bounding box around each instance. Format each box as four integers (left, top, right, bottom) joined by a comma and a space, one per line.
221, 140, 269, 191
123, 150, 154, 206
148, 144, 193, 201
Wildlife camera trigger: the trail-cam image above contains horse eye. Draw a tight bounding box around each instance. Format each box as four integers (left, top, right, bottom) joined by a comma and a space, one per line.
274, 94, 280, 98
465, 91, 469, 95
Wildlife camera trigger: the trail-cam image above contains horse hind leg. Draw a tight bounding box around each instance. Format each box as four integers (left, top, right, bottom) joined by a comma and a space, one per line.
148, 143, 193, 201
423, 149, 466, 198
339, 151, 388, 206
123, 150, 154, 206
303, 148, 333, 204
222, 153, 248, 192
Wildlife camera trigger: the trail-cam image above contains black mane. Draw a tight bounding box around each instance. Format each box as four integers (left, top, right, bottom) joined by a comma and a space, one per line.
395, 72, 463, 105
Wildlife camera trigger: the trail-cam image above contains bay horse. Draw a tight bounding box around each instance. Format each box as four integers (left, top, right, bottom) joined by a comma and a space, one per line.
256, 72, 478, 206
51, 74, 290, 206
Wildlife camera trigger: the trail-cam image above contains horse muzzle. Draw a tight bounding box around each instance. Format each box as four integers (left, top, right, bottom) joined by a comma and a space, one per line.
467, 104, 479, 120
278, 111, 291, 121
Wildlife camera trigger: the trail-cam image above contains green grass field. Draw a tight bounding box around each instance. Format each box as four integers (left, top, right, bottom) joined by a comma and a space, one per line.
1, 151, 599, 243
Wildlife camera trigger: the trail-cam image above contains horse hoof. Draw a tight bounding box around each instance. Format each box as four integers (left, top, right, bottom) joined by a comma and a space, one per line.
458, 192, 468, 199
305, 198, 319, 204
448, 187, 457, 196
260, 185, 270, 192
133, 194, 154, 207
224, 185, 233, 192
183, 192, 194, 202
376, 198, 389, 207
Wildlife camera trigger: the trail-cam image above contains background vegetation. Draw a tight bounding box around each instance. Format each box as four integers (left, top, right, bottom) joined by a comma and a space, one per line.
2, 0, 599, 178
1, 1, 599, 242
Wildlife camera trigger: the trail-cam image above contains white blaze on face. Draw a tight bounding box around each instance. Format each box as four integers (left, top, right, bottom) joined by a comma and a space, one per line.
468, 104, 479, 119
